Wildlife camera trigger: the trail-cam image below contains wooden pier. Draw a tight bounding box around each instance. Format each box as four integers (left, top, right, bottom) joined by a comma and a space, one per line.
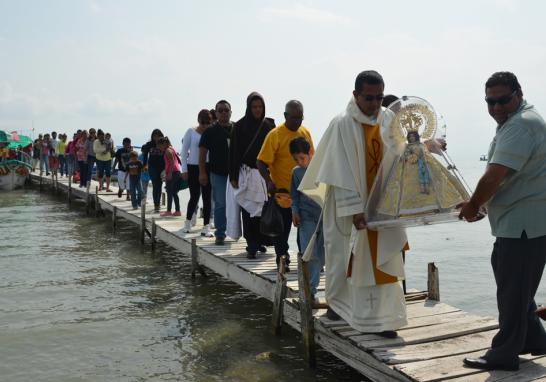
30, 172, 546, 382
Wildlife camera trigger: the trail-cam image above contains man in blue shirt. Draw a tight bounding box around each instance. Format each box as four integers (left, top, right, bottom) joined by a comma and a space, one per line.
460, 71, 546, 371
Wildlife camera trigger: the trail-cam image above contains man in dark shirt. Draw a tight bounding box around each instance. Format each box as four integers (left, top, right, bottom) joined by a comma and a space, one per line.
199, 100, 233, 245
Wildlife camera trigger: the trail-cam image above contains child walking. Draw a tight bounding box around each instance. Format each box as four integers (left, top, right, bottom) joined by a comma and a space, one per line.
289, 137, 324, 302
125, 151, 143, 210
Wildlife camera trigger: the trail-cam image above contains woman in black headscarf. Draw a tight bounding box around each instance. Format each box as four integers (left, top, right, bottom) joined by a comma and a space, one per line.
229, 92, 275, 258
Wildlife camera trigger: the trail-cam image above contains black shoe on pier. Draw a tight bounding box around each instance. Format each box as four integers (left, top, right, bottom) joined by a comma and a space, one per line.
215, 237, 225, 245
258, 245, 267, 253
326, 308, 341, 321
377, 330, 398, 339
118, 189, 123, 198
246, 252, 257, 259
520, 348, 546, 356
463, 357, 519, 371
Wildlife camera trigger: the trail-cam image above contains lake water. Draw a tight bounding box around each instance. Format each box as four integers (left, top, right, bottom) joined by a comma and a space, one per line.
1, 158, 545, 381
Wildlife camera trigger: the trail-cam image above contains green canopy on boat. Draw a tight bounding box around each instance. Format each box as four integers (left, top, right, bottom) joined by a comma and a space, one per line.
7, 135, 32, 149
0, 130, 7, 144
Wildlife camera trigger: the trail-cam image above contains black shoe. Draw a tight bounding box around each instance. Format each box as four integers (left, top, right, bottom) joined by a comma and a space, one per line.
520, 348, 546, 356
246, 252, 257, 259
215, 237, 225, 245
463, 357, 519, 371
326, 308, 341, 321
377, 330, 398, 339
154, 205, 160, 212
118, 189, 123, 198
258, 245, 267, 253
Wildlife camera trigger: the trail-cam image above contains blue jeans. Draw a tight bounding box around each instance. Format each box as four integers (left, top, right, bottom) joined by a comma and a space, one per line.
210, 172, 227, 238
40, 154, 49, 173
129, 176, 143, 208
298, 213, 325, 296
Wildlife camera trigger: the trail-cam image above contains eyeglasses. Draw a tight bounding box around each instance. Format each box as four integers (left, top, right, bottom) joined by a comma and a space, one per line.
359, 93, 384, 102
485, 90, 517, 106
217, 108, 230, 113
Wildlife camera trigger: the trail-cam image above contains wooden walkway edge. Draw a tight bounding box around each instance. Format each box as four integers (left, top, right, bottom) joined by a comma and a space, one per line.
30, 172, 546, 382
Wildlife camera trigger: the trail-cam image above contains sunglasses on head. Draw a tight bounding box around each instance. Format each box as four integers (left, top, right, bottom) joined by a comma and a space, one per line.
485, 90, 517, 106
359, 93, 384, 102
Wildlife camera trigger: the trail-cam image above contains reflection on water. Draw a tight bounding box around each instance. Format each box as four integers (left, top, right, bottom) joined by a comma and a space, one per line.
0, 189, 364, 382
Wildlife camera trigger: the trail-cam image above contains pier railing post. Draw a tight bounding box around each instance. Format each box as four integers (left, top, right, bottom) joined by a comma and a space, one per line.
191, 238, 207, 278
161, 192, 166, 206
68, 175, 72, 206
427, 262, 440, 301
85, 182, 91, 215
297, 254, 316, 367
95, 186, 102, 217
39, 168, 43, 192
151, 217, 157, 251
271, 255, 288, 336
140, 200, 147, 244
112, 206, 117, 232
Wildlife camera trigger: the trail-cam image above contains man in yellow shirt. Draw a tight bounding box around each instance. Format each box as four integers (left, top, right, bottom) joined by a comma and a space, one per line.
257, 100, 314, 271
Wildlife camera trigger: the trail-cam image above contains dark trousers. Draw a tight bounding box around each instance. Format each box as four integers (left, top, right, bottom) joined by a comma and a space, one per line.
485, 232, 546, 365
274, 206, 292, 265
165, 171, 180, 212
78, 160, 88, 186
186, 164, 211, 225
241, 208, 263, 255
58, 154, 66, 176
87, 155, 95, 181
148, 166, 163, 207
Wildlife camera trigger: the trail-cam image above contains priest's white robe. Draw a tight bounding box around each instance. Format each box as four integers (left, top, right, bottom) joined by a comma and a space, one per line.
300, 97, 408, 332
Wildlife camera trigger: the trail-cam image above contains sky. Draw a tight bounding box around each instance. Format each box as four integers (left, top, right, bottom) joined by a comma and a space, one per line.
0, 0, 545, 160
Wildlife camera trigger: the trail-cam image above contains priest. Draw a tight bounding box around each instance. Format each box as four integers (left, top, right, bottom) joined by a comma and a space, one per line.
299, 70, 407, 337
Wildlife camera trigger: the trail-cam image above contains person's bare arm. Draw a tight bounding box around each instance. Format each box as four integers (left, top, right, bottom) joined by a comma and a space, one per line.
257, 159, 276, 193
459, 163, 511, 221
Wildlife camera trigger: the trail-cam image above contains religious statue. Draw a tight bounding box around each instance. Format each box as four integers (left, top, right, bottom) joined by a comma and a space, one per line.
366, 96, 471, 228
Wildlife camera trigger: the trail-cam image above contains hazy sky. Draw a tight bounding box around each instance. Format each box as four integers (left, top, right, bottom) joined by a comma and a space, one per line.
1, 0, 544, 159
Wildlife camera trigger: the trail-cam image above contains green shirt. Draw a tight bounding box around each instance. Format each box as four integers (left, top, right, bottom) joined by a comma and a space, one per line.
487, 101, 546, 239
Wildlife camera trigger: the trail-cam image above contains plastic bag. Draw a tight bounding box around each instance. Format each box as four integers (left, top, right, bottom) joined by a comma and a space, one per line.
260, 198, 284, 237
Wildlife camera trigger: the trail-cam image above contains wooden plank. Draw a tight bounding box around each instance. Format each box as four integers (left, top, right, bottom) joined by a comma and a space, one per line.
396, 351, 545, 382
372, 330, 496, 365
353, 316, 498, 350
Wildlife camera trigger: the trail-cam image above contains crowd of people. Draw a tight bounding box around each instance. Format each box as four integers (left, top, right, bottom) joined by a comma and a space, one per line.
30, 69, 546, 372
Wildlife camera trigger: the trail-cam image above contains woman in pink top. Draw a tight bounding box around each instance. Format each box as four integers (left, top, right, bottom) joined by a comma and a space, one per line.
76, 131, 88, 187
158, 137, 181, 217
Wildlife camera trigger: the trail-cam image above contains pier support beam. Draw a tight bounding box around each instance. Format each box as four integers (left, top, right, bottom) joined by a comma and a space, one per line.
140, 201, 147, 244
112, 206, 117, 232
297, 254, 316, 367
191, 239, 207, 278
151, 218, 157, 251
95, 186, 104, 217
271, 255, 288, 336
161, 192, 166, 206
85, 182, 91, 215
67, 175, 72, 206
427, 262, 440, 301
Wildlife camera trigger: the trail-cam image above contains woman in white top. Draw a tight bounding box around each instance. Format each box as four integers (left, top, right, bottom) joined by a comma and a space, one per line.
181, 109, 212, 236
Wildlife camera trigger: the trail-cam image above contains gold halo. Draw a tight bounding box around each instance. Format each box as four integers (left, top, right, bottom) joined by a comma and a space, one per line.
390, 100, 437, 141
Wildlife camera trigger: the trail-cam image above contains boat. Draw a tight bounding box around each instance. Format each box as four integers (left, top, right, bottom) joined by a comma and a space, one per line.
0, 130, 33, 191
479, 154, 488, 161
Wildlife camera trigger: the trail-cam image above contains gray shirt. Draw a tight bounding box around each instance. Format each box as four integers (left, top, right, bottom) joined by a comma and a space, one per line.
487, 100, 546, 239
291, 166, 322, 221
85, 138, 96, 157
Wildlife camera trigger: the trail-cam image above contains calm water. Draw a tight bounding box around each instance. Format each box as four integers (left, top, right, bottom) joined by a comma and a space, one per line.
0, 190, 363, 382
1, 158, 545, 381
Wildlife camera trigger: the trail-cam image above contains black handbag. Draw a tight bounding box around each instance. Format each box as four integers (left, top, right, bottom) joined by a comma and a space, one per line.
260, 196, 284, 237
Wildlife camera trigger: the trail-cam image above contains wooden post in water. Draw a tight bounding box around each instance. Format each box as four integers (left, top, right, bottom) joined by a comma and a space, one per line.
161, 192, 166, 206
427, 262, 440, 301
140, 200, 146, 244
85, 182, 91, 215
67, 175, 72, 206
112, 206, 117, 232
95, 186, 103, 217
191, 238, 207, 278
297, 254, 316, 367
151, 218, 157, 251
271, 255, 288, 336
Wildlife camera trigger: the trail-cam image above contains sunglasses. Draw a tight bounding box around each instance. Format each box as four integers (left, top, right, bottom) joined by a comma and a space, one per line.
359, 93, 384, 102
485, 90, 516, 106
217, 108, 230, 113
